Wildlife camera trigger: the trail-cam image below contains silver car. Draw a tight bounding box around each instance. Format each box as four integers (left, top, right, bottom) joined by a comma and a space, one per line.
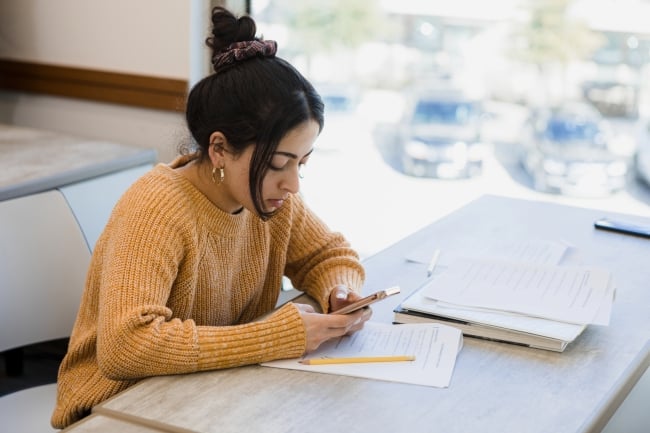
398, 89, 487, 179
521, 102, 632, 197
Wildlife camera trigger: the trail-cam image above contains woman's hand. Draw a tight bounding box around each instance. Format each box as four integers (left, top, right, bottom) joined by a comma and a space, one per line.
328, 284, 363, 313
294, 303, 372, 353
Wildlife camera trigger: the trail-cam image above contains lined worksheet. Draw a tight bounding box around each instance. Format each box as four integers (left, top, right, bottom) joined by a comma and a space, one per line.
421, 258, 611, 324
262, 322, 463, 388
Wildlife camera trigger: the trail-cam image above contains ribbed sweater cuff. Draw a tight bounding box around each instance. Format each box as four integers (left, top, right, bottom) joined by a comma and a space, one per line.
317, 268, 365, 313
197, 303, 306, 370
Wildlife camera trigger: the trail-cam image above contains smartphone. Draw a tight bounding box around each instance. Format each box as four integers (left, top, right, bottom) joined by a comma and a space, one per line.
594, 217, 650, 239
331, 286, 401, 315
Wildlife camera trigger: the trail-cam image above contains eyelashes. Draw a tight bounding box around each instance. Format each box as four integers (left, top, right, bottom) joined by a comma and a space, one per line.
269, 162, 307, 178
269, 162, 306, 171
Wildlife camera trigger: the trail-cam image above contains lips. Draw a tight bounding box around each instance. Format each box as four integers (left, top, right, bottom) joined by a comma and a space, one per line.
267, 198, 285, 210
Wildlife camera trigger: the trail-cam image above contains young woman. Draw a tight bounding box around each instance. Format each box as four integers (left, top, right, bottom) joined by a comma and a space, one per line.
52, 7, 370, 429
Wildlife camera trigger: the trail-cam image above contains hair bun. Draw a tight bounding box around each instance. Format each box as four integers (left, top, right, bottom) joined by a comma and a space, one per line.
206, 7, 257, 57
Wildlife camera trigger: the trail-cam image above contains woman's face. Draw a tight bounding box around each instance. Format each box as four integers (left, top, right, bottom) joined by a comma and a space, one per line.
222, 119, 319, 214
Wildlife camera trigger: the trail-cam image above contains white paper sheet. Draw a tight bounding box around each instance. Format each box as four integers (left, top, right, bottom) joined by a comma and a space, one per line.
422, 258, 612, 324
401, 292, 586, 341
262, 322, 463, 388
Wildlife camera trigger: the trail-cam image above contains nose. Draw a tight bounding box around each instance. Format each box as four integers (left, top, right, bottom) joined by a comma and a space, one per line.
280, 165, 301, 194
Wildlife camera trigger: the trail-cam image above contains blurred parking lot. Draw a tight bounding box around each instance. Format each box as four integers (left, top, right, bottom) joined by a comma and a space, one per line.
301, 95, 650, 259
256, 0, 650, 258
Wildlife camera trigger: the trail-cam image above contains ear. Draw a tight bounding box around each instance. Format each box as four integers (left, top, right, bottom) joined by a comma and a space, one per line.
207, 131, 228, 167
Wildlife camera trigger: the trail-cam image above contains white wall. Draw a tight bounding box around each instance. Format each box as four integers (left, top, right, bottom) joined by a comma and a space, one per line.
0, 0, 244, 162
0, 0, 190, 78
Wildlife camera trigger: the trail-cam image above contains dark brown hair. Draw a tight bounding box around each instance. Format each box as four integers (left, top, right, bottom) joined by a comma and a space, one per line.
183, 7, 324, 220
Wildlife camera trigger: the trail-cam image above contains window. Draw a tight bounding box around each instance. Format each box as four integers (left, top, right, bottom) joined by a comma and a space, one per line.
250, 0, 650, 258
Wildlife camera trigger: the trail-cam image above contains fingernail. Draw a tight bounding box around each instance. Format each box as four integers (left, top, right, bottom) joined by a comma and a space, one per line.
335, 285, 349, 299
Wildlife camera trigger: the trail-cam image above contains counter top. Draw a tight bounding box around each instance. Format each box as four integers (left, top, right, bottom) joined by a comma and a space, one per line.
0, 123, 157, 201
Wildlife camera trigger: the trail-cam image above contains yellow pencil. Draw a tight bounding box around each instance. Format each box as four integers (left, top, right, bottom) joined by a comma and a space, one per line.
299, 355, 416, 365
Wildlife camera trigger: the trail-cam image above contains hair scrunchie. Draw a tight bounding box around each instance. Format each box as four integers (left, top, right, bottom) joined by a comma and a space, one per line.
212, 40, 278, 72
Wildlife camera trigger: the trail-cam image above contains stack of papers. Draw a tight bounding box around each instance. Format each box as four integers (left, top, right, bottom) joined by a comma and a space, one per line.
394, 241, 615, 352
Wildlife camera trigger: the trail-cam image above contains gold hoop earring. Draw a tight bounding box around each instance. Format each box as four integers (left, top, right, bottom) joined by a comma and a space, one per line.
211, 166, 225, 184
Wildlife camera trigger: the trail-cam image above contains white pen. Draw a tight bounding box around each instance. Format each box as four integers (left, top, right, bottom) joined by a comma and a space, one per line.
426, 249, 441, 277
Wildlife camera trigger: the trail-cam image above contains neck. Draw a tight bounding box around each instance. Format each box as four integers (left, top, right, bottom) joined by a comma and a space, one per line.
177, 160, 242, 214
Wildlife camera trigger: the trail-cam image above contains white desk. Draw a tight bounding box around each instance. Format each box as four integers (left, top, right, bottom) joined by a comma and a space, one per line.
94, 195, 650, 433
0, 123, 156, 251
0, 123, 156, 202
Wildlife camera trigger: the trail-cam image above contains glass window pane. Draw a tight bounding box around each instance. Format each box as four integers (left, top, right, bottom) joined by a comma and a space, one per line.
251, 0, 650, 257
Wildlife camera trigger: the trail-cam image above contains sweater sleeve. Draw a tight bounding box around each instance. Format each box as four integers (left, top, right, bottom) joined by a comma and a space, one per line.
196, 303, 305, 370
280, 194, 366, 313
97, 301, 306, 379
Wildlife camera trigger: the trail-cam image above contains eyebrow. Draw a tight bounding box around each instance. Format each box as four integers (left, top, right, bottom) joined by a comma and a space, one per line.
274, 148, 314, 159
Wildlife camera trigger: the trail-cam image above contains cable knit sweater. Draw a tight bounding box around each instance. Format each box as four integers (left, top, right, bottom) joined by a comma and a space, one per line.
51, 159, 365, 429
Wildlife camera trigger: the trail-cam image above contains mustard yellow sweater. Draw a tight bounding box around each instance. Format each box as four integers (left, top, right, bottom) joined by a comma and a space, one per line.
51, 161, 365, 429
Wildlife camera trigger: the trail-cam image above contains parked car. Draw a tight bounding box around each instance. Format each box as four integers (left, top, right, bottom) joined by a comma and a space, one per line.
581, 80, 639, 118
520, 102, 633, 197
397, 88, 488, 179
